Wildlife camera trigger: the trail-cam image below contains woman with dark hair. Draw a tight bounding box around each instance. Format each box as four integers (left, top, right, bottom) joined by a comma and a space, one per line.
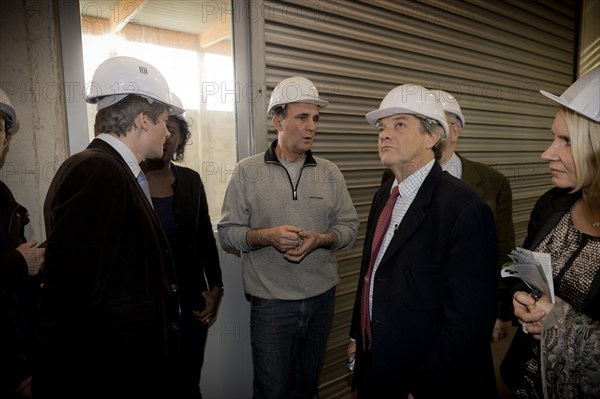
142, 97, 223, 399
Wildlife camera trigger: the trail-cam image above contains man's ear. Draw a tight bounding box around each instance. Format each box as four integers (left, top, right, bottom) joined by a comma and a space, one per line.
426, 130, 442, 150
272, 114, 283, 132
134, 112, 149, 131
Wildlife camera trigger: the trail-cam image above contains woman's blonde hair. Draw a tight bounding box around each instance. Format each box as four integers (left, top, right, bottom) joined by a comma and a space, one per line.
561, 106, 600, 198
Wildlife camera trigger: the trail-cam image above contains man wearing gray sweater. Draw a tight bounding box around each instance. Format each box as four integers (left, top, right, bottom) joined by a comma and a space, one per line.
218, 76, 359, 399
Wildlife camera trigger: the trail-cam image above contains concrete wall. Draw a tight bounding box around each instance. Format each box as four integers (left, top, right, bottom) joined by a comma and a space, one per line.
1, 0, 67, 242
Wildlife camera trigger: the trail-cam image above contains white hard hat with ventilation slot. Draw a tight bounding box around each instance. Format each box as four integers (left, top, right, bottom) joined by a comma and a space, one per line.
366, 84, 449, 138
429, 89, 465, 128
267, 76, 329, 116
86, 56, 184, 116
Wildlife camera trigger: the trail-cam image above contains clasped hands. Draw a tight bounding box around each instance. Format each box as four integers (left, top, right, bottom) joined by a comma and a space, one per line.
269, 225, 320, 263
513, 291, 561, 340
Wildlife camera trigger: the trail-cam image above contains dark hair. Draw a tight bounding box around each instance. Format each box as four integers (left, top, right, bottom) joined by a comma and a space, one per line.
0, 112, 12, 136
272, 105, 288, 118
94, 95, 167, 136
169, 115, 191, 162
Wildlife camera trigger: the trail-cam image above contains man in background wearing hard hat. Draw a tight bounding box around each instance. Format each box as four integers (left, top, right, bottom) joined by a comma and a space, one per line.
35, 56, 183, 399
382, 89, 516, 344
348, 84, 498, 398
218, 76, 359, 399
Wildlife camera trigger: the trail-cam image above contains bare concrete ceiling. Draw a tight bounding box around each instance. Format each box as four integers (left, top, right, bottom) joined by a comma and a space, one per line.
79, 0, 222, 35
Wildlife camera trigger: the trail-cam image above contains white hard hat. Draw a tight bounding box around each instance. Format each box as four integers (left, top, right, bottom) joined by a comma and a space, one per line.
429, 89, 465, 127
267, 76, 329, 116
86, 56, 184, 116
170, 92, 186, 122
540, 66, 600, 123
366, 84, 449, 138
0, 88, 17, 132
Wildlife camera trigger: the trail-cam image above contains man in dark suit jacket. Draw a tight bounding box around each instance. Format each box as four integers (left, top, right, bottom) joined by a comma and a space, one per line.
381, 89, 516, 342
350, 84, 498, 398
35, 57, 184, 399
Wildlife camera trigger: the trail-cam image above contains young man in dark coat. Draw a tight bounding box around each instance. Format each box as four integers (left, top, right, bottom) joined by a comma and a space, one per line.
35, 56, 183, 399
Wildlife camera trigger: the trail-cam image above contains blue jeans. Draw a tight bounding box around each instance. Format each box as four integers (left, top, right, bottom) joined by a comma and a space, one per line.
250, 287, 335, 399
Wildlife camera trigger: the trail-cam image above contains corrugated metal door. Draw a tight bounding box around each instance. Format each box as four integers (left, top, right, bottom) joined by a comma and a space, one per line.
250, 1, 577, 397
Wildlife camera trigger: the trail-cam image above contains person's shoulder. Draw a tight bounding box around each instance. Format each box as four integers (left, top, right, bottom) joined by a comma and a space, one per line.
0, 180, 18, 206
529, 187, 579, 221
61, 147, 121, 171
439, 170, 475, 190
174, 164, 200, 178
460, 154, 509, 182
238, 152, 264, 166
0, 179, 11, 195
313, 155, 339, 167
537, 186, 577, 205
437, 171, 482, 204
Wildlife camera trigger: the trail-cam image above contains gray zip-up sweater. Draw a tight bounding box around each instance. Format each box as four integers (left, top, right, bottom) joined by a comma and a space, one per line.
218, 140, 359, 300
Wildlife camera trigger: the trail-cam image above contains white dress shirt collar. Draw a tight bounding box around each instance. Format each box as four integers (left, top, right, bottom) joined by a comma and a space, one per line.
96, 133, 141, 177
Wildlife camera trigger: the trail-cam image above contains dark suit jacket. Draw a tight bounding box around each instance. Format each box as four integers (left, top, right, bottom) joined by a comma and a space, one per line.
460, 154, 515, 267
382, 153, 516, 318
353, 162, 498, 398
382, 154, 515, 265
36, 138, 180, 399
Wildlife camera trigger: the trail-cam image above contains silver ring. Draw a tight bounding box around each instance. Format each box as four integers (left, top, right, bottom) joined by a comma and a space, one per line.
522, 324, 528, 334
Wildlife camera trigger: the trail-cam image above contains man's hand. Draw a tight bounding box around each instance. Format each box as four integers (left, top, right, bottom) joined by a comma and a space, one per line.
16, 240, 45, 276
283, 231, 335, 263
346, 339, 356, 370
248, 225, 303, 252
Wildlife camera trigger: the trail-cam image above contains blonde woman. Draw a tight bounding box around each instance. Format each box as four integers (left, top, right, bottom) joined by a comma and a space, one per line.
501, 66, 600, 398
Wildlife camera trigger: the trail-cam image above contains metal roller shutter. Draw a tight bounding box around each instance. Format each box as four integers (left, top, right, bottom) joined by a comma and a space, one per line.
250, 1, 577, 397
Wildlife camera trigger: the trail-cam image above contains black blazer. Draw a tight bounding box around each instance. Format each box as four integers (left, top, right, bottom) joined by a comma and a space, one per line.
170, 164, 222, 298
500, 187, 600, 390
36, 138, 179, 398
0, 180, 40, 394
351, 162, 498, 398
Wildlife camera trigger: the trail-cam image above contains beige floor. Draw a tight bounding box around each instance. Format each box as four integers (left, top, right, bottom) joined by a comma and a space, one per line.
492, 326, 518, 399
